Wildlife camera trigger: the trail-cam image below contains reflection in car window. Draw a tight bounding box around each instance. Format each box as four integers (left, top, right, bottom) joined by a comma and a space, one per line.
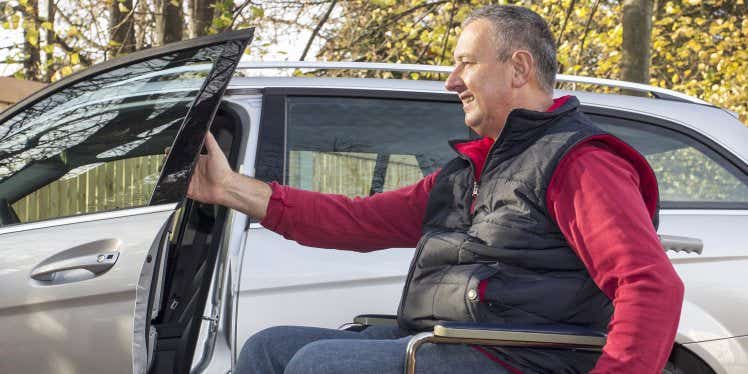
590, 115, 748, 205
285, 96, 468, 197
0, 45, 224, 225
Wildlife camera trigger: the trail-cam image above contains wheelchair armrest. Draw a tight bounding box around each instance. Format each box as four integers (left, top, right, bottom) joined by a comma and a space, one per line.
404, 324, 606, 374
433, 322, 606, 349
352, 314, 399, 327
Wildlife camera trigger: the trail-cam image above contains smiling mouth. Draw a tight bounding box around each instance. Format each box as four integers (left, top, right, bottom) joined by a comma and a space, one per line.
461, 96, 475, 105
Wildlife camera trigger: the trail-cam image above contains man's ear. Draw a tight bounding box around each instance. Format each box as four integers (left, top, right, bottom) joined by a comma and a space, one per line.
510, 50, 534, 88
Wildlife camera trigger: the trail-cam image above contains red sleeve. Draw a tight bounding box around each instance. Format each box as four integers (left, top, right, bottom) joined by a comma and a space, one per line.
259, 172, 438, 251
546, 143, 684, 373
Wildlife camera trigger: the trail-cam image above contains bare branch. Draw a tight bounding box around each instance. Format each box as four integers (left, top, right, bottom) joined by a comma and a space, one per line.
338, 0, 449, 53
300, 0, 336, 61
438, 0, 456, 65
575, 0, 601, 67
53, 3, 108, 50
556, 0, 577, 47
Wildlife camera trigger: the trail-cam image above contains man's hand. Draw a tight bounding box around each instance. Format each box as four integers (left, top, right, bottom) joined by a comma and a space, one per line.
187, 132, 233, 205
186, 132, 272, 220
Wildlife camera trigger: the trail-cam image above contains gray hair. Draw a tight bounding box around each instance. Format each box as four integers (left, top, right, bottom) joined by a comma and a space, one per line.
463, 5, 558, 93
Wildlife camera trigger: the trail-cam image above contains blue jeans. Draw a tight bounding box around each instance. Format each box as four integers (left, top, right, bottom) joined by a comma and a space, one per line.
235, 325, 512, 374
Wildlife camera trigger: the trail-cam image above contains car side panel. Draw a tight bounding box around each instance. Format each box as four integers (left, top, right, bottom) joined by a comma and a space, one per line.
0, 208, 173, 374
683, 336, 748, 374
663, 210, 748, 342
236, 227, 409, 341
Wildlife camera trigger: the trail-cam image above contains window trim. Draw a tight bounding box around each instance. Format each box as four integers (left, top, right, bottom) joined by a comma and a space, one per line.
0, 203, 177, 235
583, 107, 748, 210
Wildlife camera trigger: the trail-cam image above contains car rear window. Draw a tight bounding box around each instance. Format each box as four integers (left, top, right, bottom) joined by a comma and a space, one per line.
589, 114, 748, 208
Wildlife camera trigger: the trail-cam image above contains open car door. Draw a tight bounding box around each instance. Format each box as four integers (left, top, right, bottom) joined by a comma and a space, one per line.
0, 29, 253, 374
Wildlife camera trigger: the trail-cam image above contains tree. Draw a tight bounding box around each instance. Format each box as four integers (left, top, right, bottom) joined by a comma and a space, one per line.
108, 0, 135, 57
309, 0, 747, 122
621, 0, 653, 95
189, 0, 215, 37
155, 0, 183, 45
1, 0, 746, 124
21, 0, 41, 80
42, 0, 54, 81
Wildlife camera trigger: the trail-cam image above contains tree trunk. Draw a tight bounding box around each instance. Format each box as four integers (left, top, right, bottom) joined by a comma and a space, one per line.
43, 0, 55, 82
154, 0, 165, 45
134, 0, 150, 50
621, 0, 653, 95
23, 0, 41, 80
163, 0, 183, 44
154, 0, 183, 45
189, 0, 215, 37
109, 0, 136, 57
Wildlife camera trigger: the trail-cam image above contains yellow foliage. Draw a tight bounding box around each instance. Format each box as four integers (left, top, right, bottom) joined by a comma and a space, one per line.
20, 0, 746, 121
665, 2, 679, 15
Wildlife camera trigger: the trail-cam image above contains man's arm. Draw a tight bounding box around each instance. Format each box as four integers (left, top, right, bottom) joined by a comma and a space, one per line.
259, 176, 435, 251
188, 132, 435, 251
546, 142, 685, 373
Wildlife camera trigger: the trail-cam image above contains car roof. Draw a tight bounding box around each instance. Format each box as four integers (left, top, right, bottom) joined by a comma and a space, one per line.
228, 76, 748, 164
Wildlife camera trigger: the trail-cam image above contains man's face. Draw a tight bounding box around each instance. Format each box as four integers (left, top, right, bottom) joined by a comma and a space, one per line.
445, 19, 514, 139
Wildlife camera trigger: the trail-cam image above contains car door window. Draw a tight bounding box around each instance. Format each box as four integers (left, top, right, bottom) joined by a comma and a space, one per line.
285, 96, 468, 197
0, 45, 226, 225
589, 114, 748, 207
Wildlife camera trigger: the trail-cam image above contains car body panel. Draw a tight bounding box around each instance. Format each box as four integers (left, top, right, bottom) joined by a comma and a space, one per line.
683, 335, 748, 374
663, 210, 748, 341
0, 206, 173, 373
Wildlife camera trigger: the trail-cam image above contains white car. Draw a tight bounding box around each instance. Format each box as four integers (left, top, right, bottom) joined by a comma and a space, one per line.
0, 31, 746, 374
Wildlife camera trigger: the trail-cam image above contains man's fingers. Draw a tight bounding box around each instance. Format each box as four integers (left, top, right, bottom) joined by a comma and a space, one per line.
204, 132, 221, 154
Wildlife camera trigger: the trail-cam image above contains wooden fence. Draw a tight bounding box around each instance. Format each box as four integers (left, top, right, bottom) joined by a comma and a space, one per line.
12, 151, 424, 224
12, 155, 163, 223
288, 151, 423, 197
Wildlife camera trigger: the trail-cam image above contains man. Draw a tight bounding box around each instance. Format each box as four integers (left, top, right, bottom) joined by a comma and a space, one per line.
188, 5, 684, 373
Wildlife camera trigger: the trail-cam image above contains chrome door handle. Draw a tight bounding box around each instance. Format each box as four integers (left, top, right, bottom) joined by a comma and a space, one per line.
659, 235, 703, 255
31, 251, 120, 281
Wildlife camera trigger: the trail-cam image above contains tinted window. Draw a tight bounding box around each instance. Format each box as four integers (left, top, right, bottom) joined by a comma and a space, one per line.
590, 115, 748, 206
0, 45, 224, 225
285, 96, 468, 197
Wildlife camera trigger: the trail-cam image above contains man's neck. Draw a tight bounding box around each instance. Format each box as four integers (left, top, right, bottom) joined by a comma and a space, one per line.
513, 89, 554, 113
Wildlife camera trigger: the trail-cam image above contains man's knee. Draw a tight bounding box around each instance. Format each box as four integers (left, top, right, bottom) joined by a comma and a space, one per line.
239, 325, 302, 363
284, 340, 344, 374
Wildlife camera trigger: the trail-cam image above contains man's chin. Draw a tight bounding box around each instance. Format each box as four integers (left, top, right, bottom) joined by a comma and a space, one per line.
464, 120, 484, 136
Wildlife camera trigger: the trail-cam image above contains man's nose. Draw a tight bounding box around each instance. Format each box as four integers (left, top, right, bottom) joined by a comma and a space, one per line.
444, 69, 465, 93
